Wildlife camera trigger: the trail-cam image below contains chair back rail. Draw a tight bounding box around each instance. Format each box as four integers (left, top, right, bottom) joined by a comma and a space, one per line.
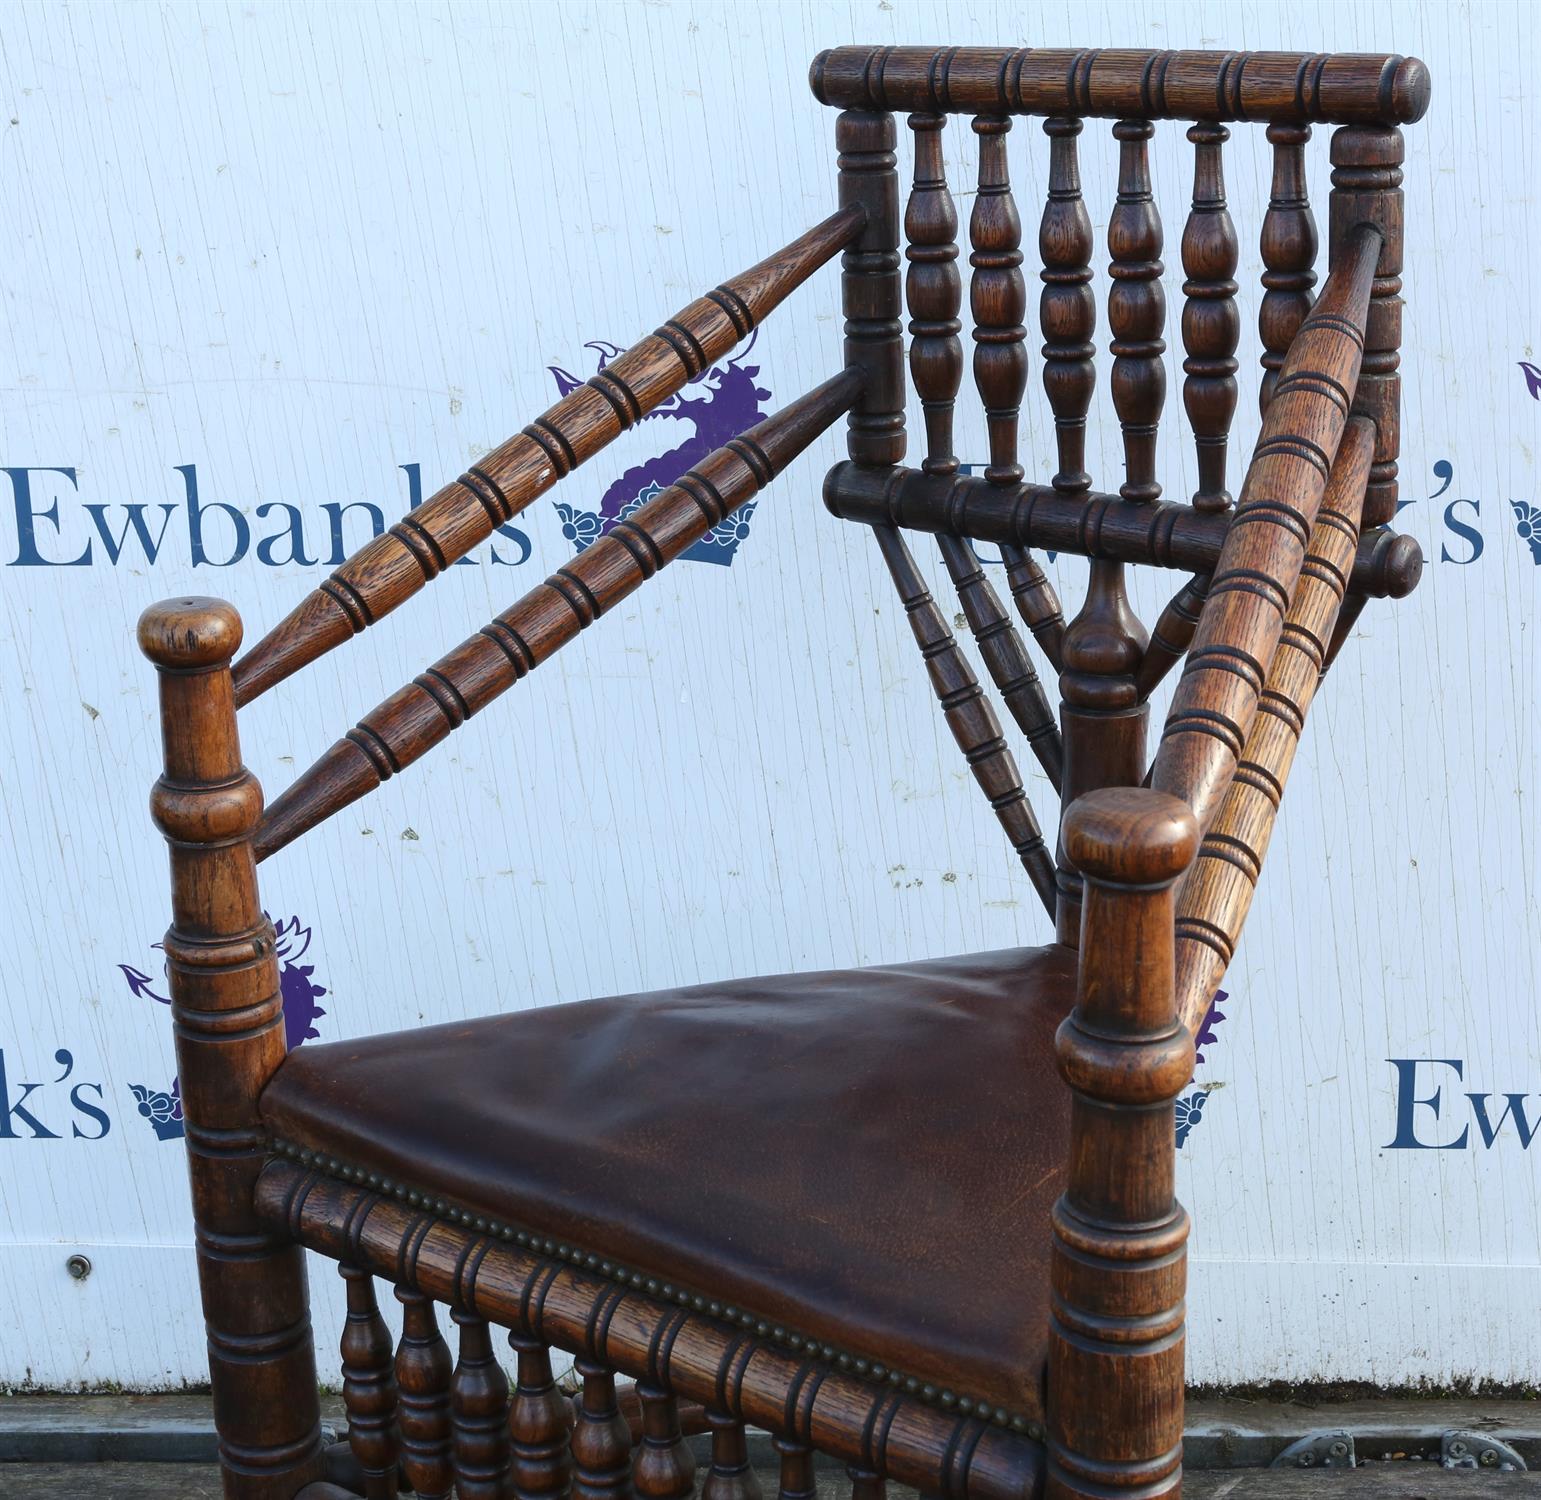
821, 461, 1420, 603
1148, 220, 1381, 830
1174, 416, 1374, 1030
253, 368, 861, 862
809, 46, 1430, 126
231, 206, 865, 707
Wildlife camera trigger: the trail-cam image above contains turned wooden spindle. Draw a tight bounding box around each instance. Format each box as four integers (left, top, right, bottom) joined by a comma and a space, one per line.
1180, 123, 1239, 513
259, 1154, 1051, 1500
1136, 122, 1240, 700
571, 1360, 634, 1500
1108, 118, 1167, 506
976, 112, 1069, 671
339, 1266, 399, 1500
971, 115, 1028, 486
1259, 124, 1318, 414
853, 100, 1051, 899
905, 111, 963, 475
395, 1290, 454, 1500
1049, 788, 1198, 1500
632, 1385, 696, 1500
138, 597, 325, 1500
874, 523, 1056, 913
1002, 546, 1066, 674
839, 108, 905, 468
1028, 112, 1107, 684
1038, 117, 1096, 498
937, 533, 1063, 790
773, 1439, 818, 1500
1321, 590, 1371, 675
1151, 225, 1382, 829
906, 111, 1061, 789
508, 1335, 575, 1500
702, 1412, 764, 1500
450, 1311, 514, 1500
848, 1467, 887, 1500
253, 370, 858, 861
975, 112, 1070, 674
1054, 118, 1165, 942
230, 206, 865, 706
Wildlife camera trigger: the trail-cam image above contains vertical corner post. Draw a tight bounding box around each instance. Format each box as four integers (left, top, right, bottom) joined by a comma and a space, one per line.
837, 108, 906, 468
139, 596, 324, 1497
1048, 787, 1198, 1500
1330, 125, 1404, 528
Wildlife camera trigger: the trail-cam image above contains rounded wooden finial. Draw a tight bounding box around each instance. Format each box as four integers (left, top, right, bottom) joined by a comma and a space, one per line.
138, 596, 242, 669
1064, 786, 1198, 885
1390, 56, 1431, 124
808, 48, 832, 104
1382, 532, 1424, 598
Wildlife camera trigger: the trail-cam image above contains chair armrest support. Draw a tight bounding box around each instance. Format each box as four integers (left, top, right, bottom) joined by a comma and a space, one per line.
1048, 787, 1198, 1500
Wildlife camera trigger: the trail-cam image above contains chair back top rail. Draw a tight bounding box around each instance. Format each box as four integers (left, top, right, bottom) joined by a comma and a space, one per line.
810, 46, 1429, 126
252, 367, 862, 862
821, 461, 1421, 603
1174, 416, 1374, 1031
230, 206, 866, 708
1149, 220, 1382, 830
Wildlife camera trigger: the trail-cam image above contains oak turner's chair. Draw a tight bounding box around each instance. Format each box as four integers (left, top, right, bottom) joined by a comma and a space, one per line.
139, 44, 1429, 1500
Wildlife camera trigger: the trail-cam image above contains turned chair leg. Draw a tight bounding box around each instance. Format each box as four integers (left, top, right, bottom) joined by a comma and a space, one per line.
1049, 787, 1199, 1500
140, 598, 326, 1499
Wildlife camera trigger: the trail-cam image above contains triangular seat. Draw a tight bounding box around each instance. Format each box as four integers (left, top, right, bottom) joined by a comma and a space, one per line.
260, 943, 1076, 1421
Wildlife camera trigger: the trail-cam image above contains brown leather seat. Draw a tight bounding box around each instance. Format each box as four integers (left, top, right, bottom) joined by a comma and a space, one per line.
260, 942, 1077, 1421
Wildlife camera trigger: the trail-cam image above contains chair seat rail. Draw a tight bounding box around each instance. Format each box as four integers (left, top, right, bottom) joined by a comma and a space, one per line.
255, 1154, 1047, 1500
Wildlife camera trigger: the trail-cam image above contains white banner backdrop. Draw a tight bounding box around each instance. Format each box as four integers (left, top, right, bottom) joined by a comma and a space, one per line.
0, 0, 1536, 1390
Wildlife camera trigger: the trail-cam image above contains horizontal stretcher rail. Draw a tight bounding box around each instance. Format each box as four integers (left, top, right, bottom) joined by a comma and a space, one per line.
231, 205, 867, 707
809, 46, 1430, 126
254, 1155, 1046, 1500
822, 463, 1422, 603
253, 368, 862, 862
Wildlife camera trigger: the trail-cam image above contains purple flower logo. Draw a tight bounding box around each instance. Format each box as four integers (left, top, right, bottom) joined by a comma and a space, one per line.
1178, 989, 1228, 1150
547, 337, 772, 566
119, 914, 329, 1141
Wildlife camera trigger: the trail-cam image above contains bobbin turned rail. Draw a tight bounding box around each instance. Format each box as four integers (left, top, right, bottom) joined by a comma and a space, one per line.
255, 1156, 1046, 1500
230, 207, 866, 707
822, 463, 1421, 604
253, 368, 862, 861
809, 46, 1430, 125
